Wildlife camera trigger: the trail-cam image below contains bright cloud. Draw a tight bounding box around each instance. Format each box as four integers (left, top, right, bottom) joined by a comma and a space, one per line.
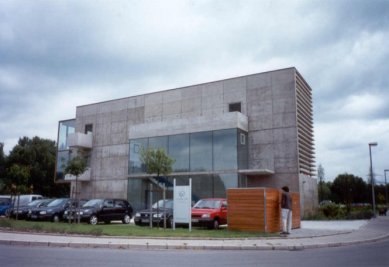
1, 0, 389, 180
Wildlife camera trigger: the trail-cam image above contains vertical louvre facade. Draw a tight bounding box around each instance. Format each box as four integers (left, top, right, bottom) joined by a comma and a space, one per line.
295, 72, 315, 177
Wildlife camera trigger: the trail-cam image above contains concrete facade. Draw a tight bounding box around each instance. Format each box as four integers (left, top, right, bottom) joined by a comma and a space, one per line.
57, 67, 317, 216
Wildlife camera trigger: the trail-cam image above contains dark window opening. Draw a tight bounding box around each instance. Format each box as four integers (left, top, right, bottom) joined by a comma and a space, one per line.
85, 124, 93, 134
229, 102, 241, 113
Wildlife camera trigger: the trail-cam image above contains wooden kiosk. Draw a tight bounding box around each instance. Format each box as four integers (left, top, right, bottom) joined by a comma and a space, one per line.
227, 188, 300, 233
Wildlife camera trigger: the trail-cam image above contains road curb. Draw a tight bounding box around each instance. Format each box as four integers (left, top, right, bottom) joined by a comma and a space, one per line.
1, 232, 388, 251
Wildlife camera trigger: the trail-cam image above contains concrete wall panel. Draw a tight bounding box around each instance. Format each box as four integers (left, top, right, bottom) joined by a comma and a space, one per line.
273, 112, 297, 128
247, 72, 272, 89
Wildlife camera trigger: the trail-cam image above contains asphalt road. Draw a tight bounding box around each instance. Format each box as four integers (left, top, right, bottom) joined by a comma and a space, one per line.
1, 239, 388, 267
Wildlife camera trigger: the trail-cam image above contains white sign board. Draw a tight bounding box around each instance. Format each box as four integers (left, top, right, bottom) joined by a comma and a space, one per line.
173, 179, 192, 231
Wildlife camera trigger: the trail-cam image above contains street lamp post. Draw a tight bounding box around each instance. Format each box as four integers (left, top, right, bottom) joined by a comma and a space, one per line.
384, 169, 389, 209
369, 142, 378, 217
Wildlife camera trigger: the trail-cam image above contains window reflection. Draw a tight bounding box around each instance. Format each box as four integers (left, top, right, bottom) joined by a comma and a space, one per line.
169, 134, 189, 172
58, 120, 75, 150
129, 138, 148, 174
213, 129, 237, 171
128, 128, 248, 175
190, 131, 213, 172
56, 119, 75, 181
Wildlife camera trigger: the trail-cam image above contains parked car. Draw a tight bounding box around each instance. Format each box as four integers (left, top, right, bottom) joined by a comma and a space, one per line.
7, 194, 44, 215
63, 199, 89, 221
191, 198, 227, 229
11, 199, 53, 220
134, 199, 174, 227
29, 198, 73, 222
0, 196, 11, 216
11, 194, 44, 206
77, 199, 133, 225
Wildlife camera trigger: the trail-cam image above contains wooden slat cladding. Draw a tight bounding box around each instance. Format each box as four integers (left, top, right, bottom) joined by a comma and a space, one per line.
265, 188, 281, 233
227, 188, 301, 233
291, 193, 301, 228
228, 188, 265, 232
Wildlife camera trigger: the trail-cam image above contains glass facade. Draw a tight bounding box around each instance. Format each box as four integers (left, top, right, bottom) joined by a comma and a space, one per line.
128, 128, 248, 211
169, 134, 189, 172
190, 131, 213, 171
129, 128, 247, 174
56, 119, 75, 180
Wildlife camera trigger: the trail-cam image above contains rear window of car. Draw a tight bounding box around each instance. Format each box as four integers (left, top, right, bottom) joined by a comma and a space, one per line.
104, 200, 114, 208
83, 199, 103, 207
115, 200, 126, 208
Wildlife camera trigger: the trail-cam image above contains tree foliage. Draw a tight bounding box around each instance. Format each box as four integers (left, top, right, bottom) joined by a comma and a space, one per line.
140, 148, 174, 177
64, 156, 87, 177
1, 136, 68, 196
317, 164, 325, 202
330, 173, 368, 205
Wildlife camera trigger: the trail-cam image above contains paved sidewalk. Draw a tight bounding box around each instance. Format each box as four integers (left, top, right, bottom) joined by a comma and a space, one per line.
0, 217, 388, 250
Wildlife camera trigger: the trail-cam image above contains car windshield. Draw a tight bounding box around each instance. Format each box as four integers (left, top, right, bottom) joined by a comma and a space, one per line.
152, 199, 173, 209
0, 198, 10, 205
82, 199, 103, 208
27, 199, 44, 207
28, 199, 52, 207
193, 199, 221, 209
47, 199, 67, 207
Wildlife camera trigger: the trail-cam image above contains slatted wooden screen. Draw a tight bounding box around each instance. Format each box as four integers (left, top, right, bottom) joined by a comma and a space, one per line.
227, 188, 300, 233
227, 188, 265, 232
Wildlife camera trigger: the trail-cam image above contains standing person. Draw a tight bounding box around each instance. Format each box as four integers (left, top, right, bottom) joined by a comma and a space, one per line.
281, 186, 292, 235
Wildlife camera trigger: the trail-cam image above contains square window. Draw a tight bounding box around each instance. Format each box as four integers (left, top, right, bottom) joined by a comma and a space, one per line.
229, 102, 241, 112
85, 124, 93, 134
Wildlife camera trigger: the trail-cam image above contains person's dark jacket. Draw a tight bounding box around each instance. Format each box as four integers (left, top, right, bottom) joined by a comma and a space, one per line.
281, 191, 292, 210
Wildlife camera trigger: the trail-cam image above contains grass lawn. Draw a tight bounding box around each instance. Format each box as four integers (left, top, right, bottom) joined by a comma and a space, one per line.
0, 217, 272, 238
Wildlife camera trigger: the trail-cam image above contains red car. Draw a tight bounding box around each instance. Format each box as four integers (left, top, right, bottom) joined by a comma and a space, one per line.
191, 198, 227, 229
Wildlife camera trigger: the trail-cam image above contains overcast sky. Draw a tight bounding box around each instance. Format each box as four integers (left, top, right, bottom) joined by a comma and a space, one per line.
1, 0, 388, 182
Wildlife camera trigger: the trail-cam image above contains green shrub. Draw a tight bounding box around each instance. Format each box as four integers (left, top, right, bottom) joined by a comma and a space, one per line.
346, 210, 374, 220
320, 203, 346, 219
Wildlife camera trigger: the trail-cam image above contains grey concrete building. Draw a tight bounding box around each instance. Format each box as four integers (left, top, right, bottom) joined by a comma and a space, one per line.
56, 67, 317, 216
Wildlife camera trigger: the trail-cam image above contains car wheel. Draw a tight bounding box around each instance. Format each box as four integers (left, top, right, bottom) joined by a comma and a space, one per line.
122, 214, 130, 224
89, 215, 98, 225
53, 214, 60, 223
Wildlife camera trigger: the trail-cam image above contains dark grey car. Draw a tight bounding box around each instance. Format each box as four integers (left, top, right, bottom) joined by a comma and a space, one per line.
134, 199, 174, 227
78, 199, 133, 225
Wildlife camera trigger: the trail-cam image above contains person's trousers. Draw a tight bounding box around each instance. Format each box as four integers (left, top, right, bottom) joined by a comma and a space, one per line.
281, 208, 292, 233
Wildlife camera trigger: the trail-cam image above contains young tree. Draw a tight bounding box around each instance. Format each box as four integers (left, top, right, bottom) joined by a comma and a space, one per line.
64, 155, 88, 223
317, 164, 325, 202
140, 148, 174, 178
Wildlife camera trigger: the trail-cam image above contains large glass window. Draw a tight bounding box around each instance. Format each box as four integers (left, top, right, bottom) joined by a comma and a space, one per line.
148, 136, 168, 151
169, 134, 189, 172
213, 129, 237, 171
129, 138, 148, 174
190, 131, 213, 172
58, 120, 75, 150
129, 128, 247, 175
56, 119, 75, 181
56, 150, 71, 180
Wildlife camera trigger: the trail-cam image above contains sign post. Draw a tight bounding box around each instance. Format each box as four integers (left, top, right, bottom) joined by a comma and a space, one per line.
173, 178, 192, 231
